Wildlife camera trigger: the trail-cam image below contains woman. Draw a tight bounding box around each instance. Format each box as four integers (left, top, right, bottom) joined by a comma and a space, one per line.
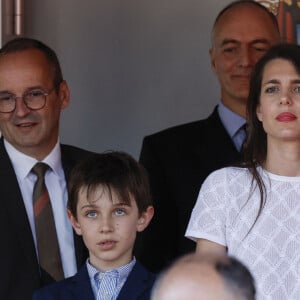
185, 43, 300, 300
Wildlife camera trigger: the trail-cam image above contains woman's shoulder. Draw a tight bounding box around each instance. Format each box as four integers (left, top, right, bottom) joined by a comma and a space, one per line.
194, 167, 255, 201
206, 166, 251, 182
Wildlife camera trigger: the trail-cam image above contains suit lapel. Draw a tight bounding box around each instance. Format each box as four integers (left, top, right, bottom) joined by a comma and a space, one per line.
192, 108, 240, 167
0, 139, 39, 273
66, 263, 154, 300
60, 145, 74, 182
65, 265, 94, 300
117, 261, 155, 300
60, 145, 88, 268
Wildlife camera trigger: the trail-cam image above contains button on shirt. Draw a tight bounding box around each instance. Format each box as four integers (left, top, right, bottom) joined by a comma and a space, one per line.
218, 102, 246, 152
4, 139, 77, 277
87, 257, 136, 300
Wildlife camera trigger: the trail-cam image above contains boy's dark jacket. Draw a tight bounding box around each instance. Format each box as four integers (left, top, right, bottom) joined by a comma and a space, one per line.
32, 260, 156, 300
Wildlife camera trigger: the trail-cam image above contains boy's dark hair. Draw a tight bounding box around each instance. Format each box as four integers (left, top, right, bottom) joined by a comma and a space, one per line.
0, 37, 63, 89
68, 151, 152, 217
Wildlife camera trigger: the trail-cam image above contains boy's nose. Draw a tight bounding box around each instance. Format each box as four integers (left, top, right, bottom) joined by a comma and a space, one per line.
99, 217, 113, 233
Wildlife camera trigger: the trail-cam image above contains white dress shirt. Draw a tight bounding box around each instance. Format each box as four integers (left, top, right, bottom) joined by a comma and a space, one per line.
4, 139, 77, 277
87, 257, 136, 300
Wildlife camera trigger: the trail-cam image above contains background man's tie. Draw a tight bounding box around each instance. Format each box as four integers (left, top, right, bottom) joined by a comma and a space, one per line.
236, 123, 247, 152
32, 162, 64, 281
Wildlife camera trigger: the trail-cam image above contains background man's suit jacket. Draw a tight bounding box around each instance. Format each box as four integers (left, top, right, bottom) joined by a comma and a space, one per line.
32, 260, 156, 300
135, 106, 241, 272
0, 138, 92, 300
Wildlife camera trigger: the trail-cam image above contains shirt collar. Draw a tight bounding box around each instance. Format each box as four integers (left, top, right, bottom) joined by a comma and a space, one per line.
4, 139, 63, 179
87, 257, 136, 288
217, 101, 246, 138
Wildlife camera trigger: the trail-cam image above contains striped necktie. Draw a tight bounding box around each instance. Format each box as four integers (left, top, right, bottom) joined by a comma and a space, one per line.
32, 162, 64, 281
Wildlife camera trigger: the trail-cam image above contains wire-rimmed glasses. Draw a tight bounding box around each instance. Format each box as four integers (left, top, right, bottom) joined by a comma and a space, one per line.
0, 87, 56, 113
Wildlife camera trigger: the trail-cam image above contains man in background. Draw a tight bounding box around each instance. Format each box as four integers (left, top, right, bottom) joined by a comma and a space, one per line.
151, 253, 256, 300
0, 37, 92, 300
135, 0, 281, 272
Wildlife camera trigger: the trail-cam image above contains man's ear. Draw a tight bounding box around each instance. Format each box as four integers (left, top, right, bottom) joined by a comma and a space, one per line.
58, 80, 70, 109
137, 206, 154, 232
67, 209, 82, 236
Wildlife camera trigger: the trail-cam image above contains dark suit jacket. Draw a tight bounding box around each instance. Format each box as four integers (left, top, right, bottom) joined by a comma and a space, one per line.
134, 107, 241, 272
32, 261, 156, 300
0, 138, 92, 300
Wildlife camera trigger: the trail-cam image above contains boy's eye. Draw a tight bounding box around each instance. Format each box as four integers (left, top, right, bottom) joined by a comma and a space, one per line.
86, 211, 97, 218
114, 208, 126, 216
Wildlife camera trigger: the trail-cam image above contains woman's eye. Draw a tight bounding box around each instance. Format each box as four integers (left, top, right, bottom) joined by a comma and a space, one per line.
293, 86, 300, 93
86, 211, 97, 218
265, 86, 279, 94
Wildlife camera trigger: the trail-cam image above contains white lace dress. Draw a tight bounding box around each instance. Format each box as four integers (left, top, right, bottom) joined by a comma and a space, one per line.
186, 166, 300, 300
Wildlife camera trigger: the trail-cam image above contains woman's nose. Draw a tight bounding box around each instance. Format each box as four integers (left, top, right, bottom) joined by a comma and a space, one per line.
279, 93, 292, 105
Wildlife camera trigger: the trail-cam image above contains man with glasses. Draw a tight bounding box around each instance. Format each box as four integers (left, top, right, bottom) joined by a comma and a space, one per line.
0, 38, 92, 300
0, 88, 57, 114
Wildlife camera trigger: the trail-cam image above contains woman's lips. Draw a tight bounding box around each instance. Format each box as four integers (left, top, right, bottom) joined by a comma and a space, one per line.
276, 112, 297, 122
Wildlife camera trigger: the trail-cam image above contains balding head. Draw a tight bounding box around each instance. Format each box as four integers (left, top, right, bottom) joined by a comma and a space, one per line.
209, 0, 280, 117
211, 0, 280, 46
151, 254, 255, 300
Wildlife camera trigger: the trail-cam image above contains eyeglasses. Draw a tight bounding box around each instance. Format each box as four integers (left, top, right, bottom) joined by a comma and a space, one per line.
0, 87, 56, 113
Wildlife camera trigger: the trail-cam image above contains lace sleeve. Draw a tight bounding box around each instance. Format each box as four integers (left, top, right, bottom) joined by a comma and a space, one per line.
185, 168, 229, 246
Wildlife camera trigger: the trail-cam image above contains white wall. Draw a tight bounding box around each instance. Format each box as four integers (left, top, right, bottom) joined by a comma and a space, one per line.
24, 0, 232, 158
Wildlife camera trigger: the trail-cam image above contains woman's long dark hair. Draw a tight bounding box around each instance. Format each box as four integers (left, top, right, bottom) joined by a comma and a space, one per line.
242, 43, 300, 224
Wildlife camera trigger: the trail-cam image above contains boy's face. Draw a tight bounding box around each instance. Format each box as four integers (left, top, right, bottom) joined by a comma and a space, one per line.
68, 185, 153, 271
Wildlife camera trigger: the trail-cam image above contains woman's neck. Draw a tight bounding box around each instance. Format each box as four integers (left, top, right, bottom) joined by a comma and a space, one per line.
264, 139, 300, 176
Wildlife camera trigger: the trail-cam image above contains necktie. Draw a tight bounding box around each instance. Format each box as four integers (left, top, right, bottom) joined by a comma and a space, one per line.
235, 123, 247, 152
32, 162, 64, 281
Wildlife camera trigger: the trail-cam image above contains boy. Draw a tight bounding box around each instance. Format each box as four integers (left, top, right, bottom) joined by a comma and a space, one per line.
33, 151, 155, 300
